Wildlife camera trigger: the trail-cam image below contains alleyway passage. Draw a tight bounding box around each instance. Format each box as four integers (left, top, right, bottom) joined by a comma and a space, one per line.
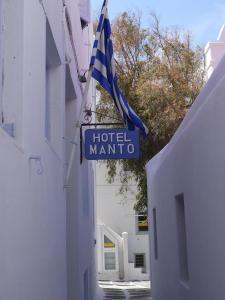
98, 281, 152, 300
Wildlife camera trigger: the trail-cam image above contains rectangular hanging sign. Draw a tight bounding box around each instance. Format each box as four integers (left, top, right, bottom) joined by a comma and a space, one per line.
84, 128, 140, 160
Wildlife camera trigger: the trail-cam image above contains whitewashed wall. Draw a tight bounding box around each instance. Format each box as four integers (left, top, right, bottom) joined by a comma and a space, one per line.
205, 24, 225, 78
147, 25, 225, 300
0, 1, 96, 300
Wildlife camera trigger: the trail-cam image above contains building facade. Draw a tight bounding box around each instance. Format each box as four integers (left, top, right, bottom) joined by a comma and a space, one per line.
0, 1, 96, 300
146, 24, 225, 300
205, 24, 225, 79
96, 162, 150, 281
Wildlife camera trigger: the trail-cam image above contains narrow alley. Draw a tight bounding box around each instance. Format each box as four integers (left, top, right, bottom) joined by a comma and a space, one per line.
98, 281, 152, 300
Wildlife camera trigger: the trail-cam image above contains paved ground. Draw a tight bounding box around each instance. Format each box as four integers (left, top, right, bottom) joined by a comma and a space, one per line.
98, 281, 152, 300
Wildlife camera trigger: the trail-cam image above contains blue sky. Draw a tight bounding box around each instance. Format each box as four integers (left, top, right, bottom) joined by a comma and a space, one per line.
91, 0, 225, 47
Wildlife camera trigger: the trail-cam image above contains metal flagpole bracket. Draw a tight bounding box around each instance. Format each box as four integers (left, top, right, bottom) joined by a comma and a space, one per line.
80, 122, 123, 164
78, 70, 88, 83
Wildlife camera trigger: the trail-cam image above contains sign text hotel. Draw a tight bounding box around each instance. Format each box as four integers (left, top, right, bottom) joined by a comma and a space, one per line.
84, 128, 140, 160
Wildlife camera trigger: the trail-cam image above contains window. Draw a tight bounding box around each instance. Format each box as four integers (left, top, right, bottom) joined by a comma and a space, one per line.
153, 208, 158, 260
45, 19, 61, 153
104, 235, 115, 248
135, 253, 145, 268
103, 234, 117, 271
104, 252, 116, 270
65, 65, 76, 101
0, 0, 23, 139
82, 160, 90, 216
45, 67, 51, 140
83, 269, 89, 300
175, 194, 189, 284
136, 214, 148, 233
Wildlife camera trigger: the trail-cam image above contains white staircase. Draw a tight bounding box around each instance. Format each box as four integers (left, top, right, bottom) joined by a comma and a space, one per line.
97, 221, 148, 281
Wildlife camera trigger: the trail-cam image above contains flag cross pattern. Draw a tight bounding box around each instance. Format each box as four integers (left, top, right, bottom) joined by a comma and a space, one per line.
90, 0, 149, 138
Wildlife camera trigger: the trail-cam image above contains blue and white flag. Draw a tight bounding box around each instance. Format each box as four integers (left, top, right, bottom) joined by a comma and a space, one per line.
90, 0, 149, 138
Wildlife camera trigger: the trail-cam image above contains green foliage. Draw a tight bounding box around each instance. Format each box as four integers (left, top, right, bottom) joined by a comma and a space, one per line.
96, 12, 205, 212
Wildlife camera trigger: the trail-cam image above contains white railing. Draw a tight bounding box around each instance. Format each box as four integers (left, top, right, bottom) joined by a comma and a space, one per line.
97, 221, 148, 281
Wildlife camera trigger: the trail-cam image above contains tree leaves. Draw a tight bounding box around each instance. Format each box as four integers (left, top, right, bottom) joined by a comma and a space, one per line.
96, 12, 205, 212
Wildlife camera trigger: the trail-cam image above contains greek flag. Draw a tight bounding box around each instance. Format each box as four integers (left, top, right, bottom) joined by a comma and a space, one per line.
90, 0, 149, 138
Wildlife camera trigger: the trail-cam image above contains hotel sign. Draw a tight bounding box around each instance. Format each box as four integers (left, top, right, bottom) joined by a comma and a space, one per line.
84, 128, 140, 160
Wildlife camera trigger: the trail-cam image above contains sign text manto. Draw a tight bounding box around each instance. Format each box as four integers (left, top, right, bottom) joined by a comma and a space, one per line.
85, 128, 140, 160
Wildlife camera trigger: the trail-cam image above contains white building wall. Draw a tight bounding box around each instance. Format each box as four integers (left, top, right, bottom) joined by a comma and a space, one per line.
96, 162, 150, 281
147, 24, 225, 300
0, 1, 96, 300
64, 2, 97, 296
79, 0, 91, 23
205, 24, 225, 79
